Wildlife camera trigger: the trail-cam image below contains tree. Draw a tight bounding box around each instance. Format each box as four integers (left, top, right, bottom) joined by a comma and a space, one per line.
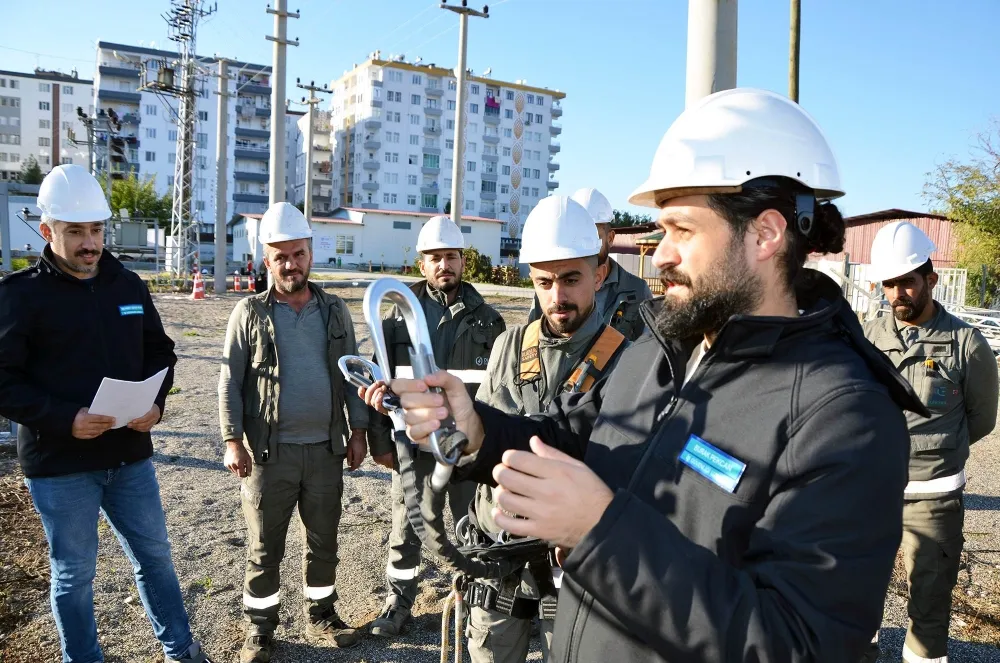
101, 173, 172, 226
924, 120, 1000, 305
612, 209, 653, 227
19, 156, 44, 184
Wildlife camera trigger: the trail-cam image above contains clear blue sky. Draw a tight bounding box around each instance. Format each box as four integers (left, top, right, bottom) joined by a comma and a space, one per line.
4, 0, 998, 218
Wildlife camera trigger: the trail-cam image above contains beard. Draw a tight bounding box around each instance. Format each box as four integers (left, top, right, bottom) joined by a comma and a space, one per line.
429, 269, 460, 294
274, 266, 309, 294
891, 285, 931, 322
653, 240, 763, 340
545, 301, 594, 336
61, 248, 101, 276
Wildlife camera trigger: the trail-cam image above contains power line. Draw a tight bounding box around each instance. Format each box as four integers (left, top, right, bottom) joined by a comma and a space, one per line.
371, 2, 438, 48
0, 45, 94, 64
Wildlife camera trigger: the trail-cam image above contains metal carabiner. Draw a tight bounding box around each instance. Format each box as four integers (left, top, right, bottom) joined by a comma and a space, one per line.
363, 278, 469, 490
337, 355, 405, 432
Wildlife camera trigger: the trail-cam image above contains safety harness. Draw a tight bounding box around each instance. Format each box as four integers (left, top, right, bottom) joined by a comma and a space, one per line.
518, 319, 628, 393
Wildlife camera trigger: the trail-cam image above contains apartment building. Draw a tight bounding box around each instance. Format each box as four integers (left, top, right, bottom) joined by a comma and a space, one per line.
0, 68, 94, 181
327, 53, 563, 253
285, 108, 304, 202
93, 41, 272, 233
293, 109, 333, 214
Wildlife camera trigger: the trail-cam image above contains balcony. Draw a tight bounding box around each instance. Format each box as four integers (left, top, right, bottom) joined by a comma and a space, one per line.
424, 106, 442, 117
99, 65, 141, 79
483, 110, 500, 126
240, 83, 271, 96
236, 126, 270, 139
97, 89, 140, 105
423, 125, 442, 136
371, 100, 383, 108
500, 236, 522, 256
362, 181, 379, 192
482, 154, 498, 163
420, 206, 438, 214
360, 202, 380, 209
363, 160, 380, 170
312, 169, 331, 181
482, 134, 499, 145
120, 112, 140, 125
233, 192, 269, 203
420, 185, 440, 196
549, 142, 561, 154
481, 172, 498, 182
425, 85, 443, 97
421, 165, 440, 176
480, 191, 497, 201
363, 138, 381, 150
547, 161, 560, 171
422, 146, 441, 156
234, 171, 269, 182
312, 144, 332, 153
551, 102, 562, 118
372, 80, 383, 88
478, 207, 497, 219
234, 146, 270, 160
549, 124, 562, 136
364, 118, 382, 130
547, 179, 559, 189
255, 107, 270, 117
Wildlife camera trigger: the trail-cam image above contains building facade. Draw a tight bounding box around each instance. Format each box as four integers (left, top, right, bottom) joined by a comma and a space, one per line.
326, 53, 563, 252
93, 41, 272, 234
293, 109, 333, 214
0, 69, 94, 182
285, 108, 304, 202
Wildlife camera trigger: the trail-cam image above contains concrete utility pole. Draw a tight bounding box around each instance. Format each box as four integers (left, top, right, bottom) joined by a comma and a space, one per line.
684, 0, 738, 108
789, 0, 801, 102
442, 1, 489, 226
0, 184, 11, 271
295, 79, 331, 221
266, 0, 299, 207
213, 59, 229, 293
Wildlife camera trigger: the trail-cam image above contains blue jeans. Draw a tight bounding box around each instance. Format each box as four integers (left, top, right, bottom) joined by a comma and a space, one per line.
25, 458, 194, 663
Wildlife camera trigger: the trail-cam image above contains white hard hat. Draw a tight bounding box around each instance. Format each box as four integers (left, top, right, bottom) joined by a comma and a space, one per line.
519, 196, 601, 264
259, 202, 312, 244
37, 164, 112, 223
570, 187, 614, 225
416, 215, 465, 252
868, 221, 936, 283
629, 88, 843, 208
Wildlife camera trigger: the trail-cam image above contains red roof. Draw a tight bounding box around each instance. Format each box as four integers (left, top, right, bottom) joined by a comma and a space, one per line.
339, 207, 503, 224
239, 213, 364, 226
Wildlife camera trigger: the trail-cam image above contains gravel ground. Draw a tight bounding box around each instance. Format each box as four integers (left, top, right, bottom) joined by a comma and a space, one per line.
2, 288, 999, 662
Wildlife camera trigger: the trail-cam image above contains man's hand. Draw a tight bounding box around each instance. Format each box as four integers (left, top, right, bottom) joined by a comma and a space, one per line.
372, 452, 394, 469
358, 380, 390, 416
396, 371, 484, 454
224, 439, 253, 478
346, 428, 367, 471
72, 407, 116, 440
492, 436, 614, 549
126, 405, 161, 433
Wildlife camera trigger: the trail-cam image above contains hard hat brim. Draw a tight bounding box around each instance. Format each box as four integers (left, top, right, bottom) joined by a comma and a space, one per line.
867, 263, 925, 284
43, 213, 111, 224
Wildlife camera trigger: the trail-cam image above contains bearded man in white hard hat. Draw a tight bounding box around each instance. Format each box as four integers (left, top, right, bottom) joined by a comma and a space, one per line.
365, 215, 506, 638
526, 188, 652, 340
861, 221, 998, 663
218, 202, 369, 661
386, 89, 928, 662
464, 195, 629, 663
0, 165, 215, 663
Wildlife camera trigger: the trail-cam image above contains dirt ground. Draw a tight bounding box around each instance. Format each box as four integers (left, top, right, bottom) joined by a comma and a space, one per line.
1, 288, 999, 662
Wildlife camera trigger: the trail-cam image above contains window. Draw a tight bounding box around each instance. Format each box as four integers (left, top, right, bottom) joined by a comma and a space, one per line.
196, 178, 206, 190
502, 147, 511, 157
527, 94, 535, 104
500, 184, 509, 194
412, 74, 422, 85
146, 128, 157, 139
444, 158, 453, 170
466, 161, 475, 172
447, 100, 456, 111
504, 109, 513, 119
465, 199, 474, 211
62, 85, 73, 95
198, 110, 208, 121
145, 151, 156, 162
446, 119, 455, 130
426, 98, 439, 109
383, 172, 399, 184
444, 178, 452, 190
393, 221, 412, 230
468, 142, 477, 154
119, 81, 132, 91
197, 155, 207, 169
389, 131, 401, 143
39, 101, 50, 111
168, 129, 178, 141
39, 83, 50, 92
145, 104, 157, 116
465, 180, 475, 192
38, 137, 50, 147
383, 193, 391, 203
336, 235, 354, 254
197, 133, 208, 149
39, 119, 51, 129
469, 103, 479, 114
505, 90, 514, 101
533, 169, 540, 179
537, 95, 545, 105
448, 80, 457, 91
196, 201, 206, 211
167, 175, 174, 187
388, 70, 404, 83
424, 136, 438, 148
389, 193, 398, 204
384, 152, 392, 163
532, 187, 539, 197
503, 128, 512, 138
502, 165, 510, 175
409, 134, 419, 145
468, 122, 478, 133
408, 174, 417, 185
411, 94, 421, 105
60, 103, 72, 114
409, 154, 418, 165
407, 194, 417, 206
481, 180, 496, 193
409, 113, 420, 125
423, 154, 440, 169
390, 91, 402, 102
445, 139, 454, 150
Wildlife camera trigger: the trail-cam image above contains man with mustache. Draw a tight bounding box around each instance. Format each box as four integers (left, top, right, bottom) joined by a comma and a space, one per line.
862, 221, 998, 663
0, 165, 214, 663
219, 202, 369, 662
366, 215, 505, 638
386, 89, 928, 662
527, 188, 652, 341
465, 195, 629, 663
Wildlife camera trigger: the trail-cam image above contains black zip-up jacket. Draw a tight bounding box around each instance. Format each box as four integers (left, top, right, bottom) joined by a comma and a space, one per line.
460, 271, 926, 663
0, 247, 176, 478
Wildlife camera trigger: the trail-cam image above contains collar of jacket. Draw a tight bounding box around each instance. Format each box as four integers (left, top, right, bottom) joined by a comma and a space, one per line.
538, 303, 605, 352
38, 244, 123, 284
258, 280, 330, 308
410, 279, 486, 312
601, 257, 622, 289
873, 301, 952, 352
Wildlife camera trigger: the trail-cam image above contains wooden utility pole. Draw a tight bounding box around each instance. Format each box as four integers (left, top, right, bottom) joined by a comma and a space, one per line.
789, 0, 801, 102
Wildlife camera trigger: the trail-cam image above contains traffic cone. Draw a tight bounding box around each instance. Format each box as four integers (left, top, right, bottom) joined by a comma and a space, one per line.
191, 272, 205, 301
248, 272, 256, 291
234, 271, 242, 293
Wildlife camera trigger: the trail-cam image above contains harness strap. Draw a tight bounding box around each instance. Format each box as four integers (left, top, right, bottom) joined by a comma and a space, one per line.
517, 319, 544, 384
562, 325, 627, 394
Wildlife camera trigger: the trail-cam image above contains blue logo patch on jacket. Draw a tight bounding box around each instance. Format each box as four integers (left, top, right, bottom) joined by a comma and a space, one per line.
679, 434, 746, 493
119, 304, 144, 316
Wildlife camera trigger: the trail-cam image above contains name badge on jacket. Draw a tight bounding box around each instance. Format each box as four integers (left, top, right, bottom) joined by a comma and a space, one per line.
679, 434, 746, 493
119, 304, 144, 316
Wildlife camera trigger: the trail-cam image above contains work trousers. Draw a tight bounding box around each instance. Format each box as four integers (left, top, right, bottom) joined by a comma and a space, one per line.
466, 577, 554, 663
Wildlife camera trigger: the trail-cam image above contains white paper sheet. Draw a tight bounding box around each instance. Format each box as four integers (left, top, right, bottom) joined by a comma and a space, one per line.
88, 367, 169, 429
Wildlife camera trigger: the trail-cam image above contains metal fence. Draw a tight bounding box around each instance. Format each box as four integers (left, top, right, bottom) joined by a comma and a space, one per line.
806, 260, 969, 315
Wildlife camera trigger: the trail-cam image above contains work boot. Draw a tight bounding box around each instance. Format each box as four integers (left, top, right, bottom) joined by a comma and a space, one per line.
370, 603, 411, 638
239, 632, 275, 663
166, 641, 217, 663
305, 605, 360, 648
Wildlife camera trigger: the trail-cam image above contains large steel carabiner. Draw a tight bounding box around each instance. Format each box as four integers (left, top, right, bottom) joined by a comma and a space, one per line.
337, 355, 406, 433
363, 278, 469, 490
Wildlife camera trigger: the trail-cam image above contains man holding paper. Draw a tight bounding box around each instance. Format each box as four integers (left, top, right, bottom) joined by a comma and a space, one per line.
0, 165, 214, 663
